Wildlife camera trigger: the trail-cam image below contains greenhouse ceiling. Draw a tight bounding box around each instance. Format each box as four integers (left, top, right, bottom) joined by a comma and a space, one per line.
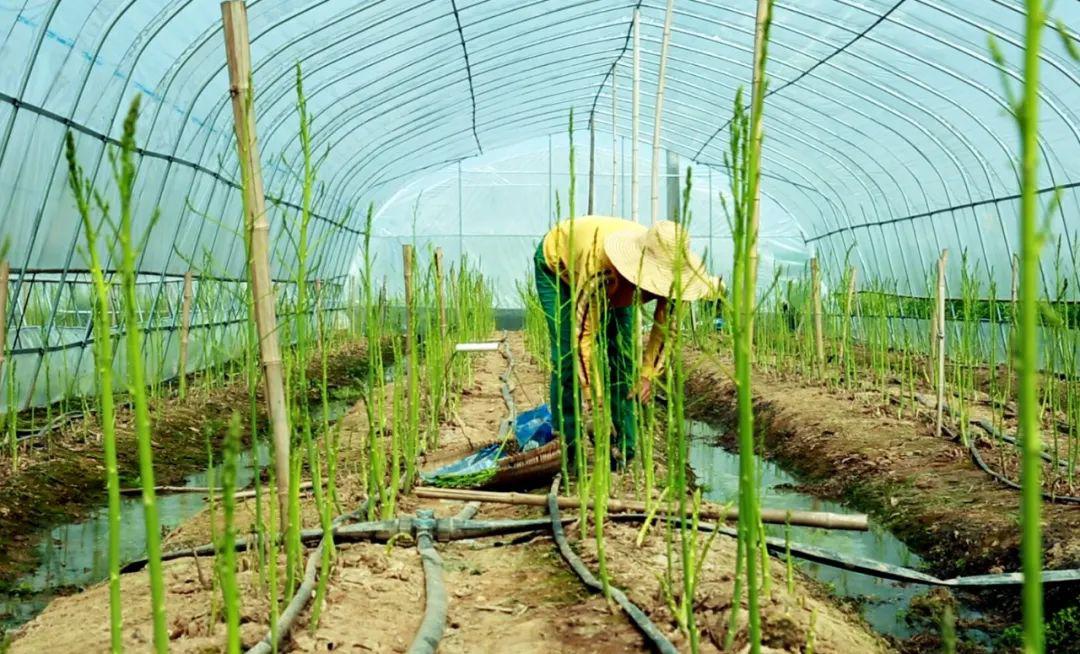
0, 0, 1078, 293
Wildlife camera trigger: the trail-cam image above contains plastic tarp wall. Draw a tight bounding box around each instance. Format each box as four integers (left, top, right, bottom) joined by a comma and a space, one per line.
1, 0, 1079, 409
361, 134, 808, 307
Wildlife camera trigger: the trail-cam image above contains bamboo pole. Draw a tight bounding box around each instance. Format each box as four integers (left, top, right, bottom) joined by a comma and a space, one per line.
177, 269, 193, 399
649, 0, 676, 224
935, 249, 948, 439
414, 487, 869, 531
631, 9, 641, 223
587, 115, 596, 215
811, 257, 824, 375
221, 0, 292, 527
611, 71, 618, 215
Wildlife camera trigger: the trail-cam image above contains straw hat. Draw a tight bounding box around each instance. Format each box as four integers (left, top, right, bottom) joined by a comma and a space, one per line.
604, 220, 719, 301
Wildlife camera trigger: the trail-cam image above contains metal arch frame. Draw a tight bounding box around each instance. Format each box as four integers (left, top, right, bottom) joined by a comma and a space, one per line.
330, 51, 885, 238
342, 94, 874, 267
652, 12, 959, 273
613, 51, 929, 282
180, 0, 624, 203
315, 64, 619, 206
123, 0, 397, 302
253, 23, 630, 235
257, 8, 636, 217
594, 52, 931, 284
652, 34, 965, 291
886, 0, 1080, 286
3, 0, 185, 408
8, 0, 1071, 248
245, 0, 1071, 297
812, 4, 1071, 297
691, 0, 909, 159
52, 0, 1045, 282
2, 1, 1080, 410
587, 0, 645, 125
106, 0, 383, 347
144, 0, 631, 296
346, 107, 850, 256
449, 0, 482, 154
681, 0, 1075, 294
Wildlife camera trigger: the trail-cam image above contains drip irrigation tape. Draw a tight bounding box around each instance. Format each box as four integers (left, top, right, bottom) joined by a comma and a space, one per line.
607, 514, 1080, 588
407, 510, 448, 654
546, 477, 679, 654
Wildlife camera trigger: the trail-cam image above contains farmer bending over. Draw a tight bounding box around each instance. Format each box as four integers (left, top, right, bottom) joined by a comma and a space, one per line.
534, 216, 719, 469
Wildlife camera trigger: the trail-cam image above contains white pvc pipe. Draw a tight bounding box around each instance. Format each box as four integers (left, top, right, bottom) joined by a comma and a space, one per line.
631, 9, 640, 223
650, 0, 676, 225
454, 342, 501, 352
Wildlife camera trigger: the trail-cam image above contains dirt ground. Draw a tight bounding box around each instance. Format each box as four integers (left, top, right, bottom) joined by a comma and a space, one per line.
9, 334, 890, 653
684, 351, 1080, 576
683, 348, 1080, 647
0, 340, 373, 584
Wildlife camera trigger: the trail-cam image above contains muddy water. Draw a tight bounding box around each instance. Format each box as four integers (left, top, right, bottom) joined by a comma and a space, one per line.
687, 420, 988, 645
0, 399, 353, 636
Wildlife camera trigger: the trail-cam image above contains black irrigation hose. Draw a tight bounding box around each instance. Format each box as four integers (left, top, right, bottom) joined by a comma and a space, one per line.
13, 410, 82, 443
546, 478, 679, 654
247, 500, 372, 654
915, 392, 1070, 469
913, 393, 1080, 504
123, 512, 566, 573
408, 510, 448, 654
965, 433, 1080, 504
608, 513, 1080, 588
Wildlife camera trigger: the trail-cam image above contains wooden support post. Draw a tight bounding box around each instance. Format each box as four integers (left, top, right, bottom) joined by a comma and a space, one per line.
631, 10, 640, 223
842, 266, 856, 381
811, 257, 825, 376
177, 270, 193, 399
610, 72, 618, 215
587, 115, 596, 215
649, 0, 675, 224
934, 249, 948, 438
434, 248, 447, 338
221, 0, 292, 528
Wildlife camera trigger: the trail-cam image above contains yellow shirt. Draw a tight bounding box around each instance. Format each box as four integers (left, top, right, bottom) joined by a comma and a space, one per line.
541, 216, 667, 394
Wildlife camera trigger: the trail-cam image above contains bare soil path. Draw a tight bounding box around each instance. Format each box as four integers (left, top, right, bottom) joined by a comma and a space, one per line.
10, 335, 889, 653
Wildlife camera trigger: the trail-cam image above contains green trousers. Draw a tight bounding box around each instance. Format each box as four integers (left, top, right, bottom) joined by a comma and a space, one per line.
534, 244, 637, 460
